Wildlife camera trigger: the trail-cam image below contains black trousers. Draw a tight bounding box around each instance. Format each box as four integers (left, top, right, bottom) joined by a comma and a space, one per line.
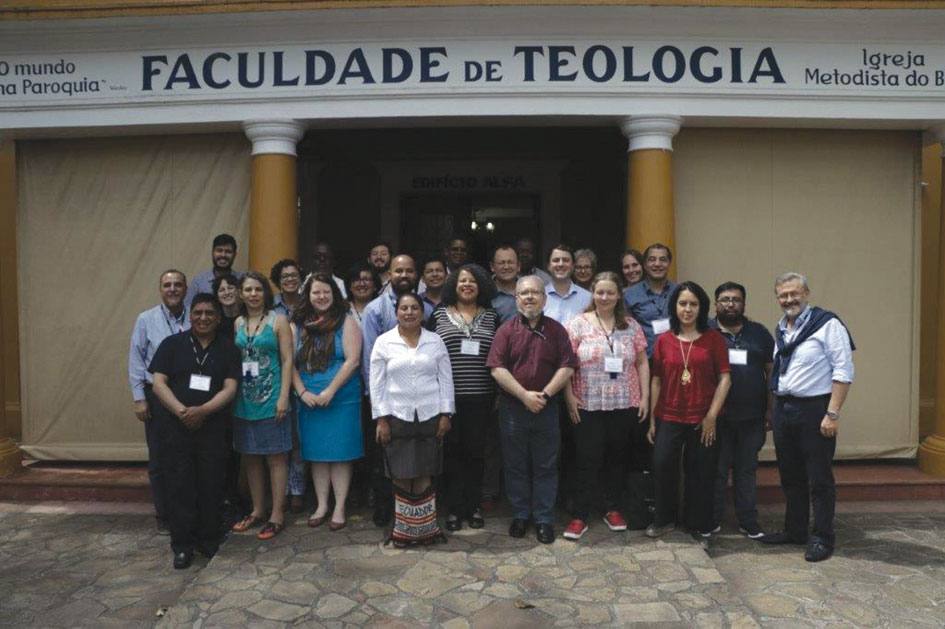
143, 387, 167, 522
652, 419, 719, 533
154, 409, 226, 555
444, 396, 491, 517
772, 394, 836, 546
573, 408, 633, 520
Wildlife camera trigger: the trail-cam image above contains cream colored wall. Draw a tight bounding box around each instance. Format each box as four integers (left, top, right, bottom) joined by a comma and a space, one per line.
674, 129, 919, 459
17, 134, 250, 460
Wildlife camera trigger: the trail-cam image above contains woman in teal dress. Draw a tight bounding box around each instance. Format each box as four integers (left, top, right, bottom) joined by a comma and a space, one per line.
231, 271, 294, 541
292, 273, 364, 531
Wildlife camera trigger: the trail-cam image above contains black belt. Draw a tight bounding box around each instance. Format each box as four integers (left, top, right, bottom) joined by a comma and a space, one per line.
775, 393, 830, 404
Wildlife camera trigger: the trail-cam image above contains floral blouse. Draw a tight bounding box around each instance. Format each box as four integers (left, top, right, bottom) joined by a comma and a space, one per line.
567, 314, 648, 411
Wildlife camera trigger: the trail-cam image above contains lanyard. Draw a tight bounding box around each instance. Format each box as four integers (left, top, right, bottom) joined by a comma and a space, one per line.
164, 308, 185, 336
594, 313, 619, 355
243, 312, 266, 359
190, 335, 211, 374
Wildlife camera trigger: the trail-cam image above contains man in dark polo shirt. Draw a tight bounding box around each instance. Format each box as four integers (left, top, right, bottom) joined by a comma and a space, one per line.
709, 281, 775, 540
486, 275, 578, 544
149, 293, 241, 569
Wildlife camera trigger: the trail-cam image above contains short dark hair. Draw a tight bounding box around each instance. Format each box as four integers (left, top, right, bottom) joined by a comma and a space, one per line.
371, 240, 392, 254
442, 264, 496, 307
421, 256, 448, 274
491, 244, 517, 262
714, 281, 746, 301
643, 243, 673, 262
669, 281, 710, 334
211, 273, 239, 295
212, 233, 238, 250
160, 269, 187, 285
190, 293, 221, 315
395, 292, 424, 311
239, 271, 275, 313
547, 243, 574, 263
343, 261, 381, 298
270, 259, 301, 287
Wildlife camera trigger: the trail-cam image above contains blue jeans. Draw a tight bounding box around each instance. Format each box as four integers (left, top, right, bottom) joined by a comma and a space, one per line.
498, 396, 560, 524
713, 418, 766, 528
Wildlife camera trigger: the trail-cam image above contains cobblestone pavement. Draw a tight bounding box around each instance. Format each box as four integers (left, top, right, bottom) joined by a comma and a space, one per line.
3, 500, 945, 627
711, 502, 945, 628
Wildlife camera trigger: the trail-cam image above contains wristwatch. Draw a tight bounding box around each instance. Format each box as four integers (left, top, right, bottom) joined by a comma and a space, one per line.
826, 410, 840, 420
541, 391, 551, 401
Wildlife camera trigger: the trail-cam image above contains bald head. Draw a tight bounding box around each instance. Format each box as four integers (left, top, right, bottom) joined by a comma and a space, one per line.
389, 254, 419, 296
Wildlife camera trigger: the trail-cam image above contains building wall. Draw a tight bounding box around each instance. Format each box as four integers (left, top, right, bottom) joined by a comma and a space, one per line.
675, 128, 920, 458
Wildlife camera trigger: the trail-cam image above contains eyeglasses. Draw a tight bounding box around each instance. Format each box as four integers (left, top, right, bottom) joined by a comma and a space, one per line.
717, 297, 743, 305
517, 290, 543, 297
280, 273, 301, 281
353, 277, 372, 284
574, 265, 593, 272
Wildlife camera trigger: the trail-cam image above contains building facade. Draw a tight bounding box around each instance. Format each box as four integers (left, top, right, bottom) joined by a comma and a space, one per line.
1, 0, 944, 471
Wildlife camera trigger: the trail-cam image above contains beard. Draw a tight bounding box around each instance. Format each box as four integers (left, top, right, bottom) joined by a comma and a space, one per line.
716, 311, 744, 326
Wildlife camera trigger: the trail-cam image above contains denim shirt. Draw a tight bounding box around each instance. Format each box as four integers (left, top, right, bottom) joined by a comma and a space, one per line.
624, 280, 677, 357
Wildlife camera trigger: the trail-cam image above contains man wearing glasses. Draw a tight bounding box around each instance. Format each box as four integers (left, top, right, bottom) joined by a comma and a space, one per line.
487, 275, 578, 544
444, 236, 471, 275
708, 282, 775, 541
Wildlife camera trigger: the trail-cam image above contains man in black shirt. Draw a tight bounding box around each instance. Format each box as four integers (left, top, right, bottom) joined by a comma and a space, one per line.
709, 282, 775, 540
149, 293, 241, 569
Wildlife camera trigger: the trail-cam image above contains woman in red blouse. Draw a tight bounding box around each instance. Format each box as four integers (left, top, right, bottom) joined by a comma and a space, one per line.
646, 281, 731, 548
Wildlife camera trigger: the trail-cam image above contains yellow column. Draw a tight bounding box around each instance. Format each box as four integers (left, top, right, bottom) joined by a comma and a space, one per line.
242, 120, 305, 278
0, 140, 23, 477
621, 116, 682, 280
919, 130, 945, 476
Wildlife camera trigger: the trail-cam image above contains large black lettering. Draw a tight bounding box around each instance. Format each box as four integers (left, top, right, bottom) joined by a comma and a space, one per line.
690, 46, 722, 83
748, 47, 785, 84
202, 52, 231, 89
305, 50, 336, 85
548, 46, 577, 82
383, 48, 413, 83
237, 52, 265, 88
338, 48, 376, 85
622, 47, 650, 82
167, 54, 199, 89
583, 45, 617, 83
273, 51, 300, 86
514, 46, 544, 82
142, 55, 167, 91
652, 46, 685, 83
419, 47, 448, 83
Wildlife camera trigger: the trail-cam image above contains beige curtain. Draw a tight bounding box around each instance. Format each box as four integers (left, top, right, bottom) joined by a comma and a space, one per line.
674, 129, 919, 459
18, 134, 250, 460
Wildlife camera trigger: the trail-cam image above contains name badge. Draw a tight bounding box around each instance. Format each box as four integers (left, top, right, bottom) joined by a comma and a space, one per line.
461, 339, 481, 356
652, 318, 671, 335
190, 374, 211, 392
242, 361, 260, 380
604, 357, 623, 373
729, 349, 748, 366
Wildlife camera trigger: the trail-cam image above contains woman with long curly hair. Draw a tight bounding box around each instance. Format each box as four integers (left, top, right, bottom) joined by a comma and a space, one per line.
291, 273, 364, 531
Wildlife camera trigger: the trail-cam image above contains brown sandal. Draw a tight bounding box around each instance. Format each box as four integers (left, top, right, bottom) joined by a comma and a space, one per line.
257, 521, 284, 540
232, 514, 265, 533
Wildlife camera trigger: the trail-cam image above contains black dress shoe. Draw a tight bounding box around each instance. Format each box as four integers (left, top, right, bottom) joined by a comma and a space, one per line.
173, 551, 193, 569
373, 506, 392, 527
760, 531, 808, 545
509, 518, 530, 538
804, 542, 834, 562
536, 523, 555, 544
196, 545, 218, 559
467, 509, 485, 529
445, 515, 462, 532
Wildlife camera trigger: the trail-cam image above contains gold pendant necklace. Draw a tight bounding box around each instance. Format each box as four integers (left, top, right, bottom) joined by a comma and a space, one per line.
678, 336, 695, 386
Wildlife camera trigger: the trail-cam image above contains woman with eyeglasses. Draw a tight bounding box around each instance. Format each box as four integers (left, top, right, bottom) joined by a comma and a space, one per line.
271, 259, 303, 320
572, 249, 597, 291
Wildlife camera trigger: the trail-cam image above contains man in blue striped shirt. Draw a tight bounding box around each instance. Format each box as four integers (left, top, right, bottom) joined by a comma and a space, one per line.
128, 269, 190, 535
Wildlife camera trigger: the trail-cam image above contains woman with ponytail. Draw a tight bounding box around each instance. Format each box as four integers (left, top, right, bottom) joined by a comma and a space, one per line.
291, 274, 363, 531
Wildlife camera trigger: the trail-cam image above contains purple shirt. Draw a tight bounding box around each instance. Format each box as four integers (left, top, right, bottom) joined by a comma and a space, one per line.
486, 314, 578, 393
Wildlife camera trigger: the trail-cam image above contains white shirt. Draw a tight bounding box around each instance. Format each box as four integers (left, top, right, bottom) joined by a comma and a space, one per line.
370, 327, 456, 422
775, 310, 854, 397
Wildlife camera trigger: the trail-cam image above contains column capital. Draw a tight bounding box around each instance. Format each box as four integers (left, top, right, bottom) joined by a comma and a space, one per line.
242, 120, 305, 157
619, 115, 683, 152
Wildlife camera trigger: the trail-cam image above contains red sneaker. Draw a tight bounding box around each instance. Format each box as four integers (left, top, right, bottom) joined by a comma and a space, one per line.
604, 510, 628, 532
563, 519, 588, 540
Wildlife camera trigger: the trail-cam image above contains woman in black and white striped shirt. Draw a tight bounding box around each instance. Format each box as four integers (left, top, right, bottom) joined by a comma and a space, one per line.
428, 263, 499, 531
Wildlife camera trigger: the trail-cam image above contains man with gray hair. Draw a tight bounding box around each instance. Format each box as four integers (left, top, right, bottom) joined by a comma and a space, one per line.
761, 273, 854, 562
486, 275, 578, 544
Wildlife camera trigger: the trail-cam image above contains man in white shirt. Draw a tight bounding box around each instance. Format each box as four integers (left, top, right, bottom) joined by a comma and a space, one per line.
761, 272, 854, 563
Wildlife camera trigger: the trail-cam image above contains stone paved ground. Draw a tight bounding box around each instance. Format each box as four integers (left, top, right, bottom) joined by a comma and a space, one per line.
3, 500, 945, 627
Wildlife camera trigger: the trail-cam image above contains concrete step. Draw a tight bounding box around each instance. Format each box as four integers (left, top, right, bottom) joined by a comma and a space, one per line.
755, 461, 945, 502
0, 460, 151, 502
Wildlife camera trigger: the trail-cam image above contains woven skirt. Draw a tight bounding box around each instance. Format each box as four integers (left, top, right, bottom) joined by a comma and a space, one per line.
233, 416, 292, 455
383, 415, 442, 479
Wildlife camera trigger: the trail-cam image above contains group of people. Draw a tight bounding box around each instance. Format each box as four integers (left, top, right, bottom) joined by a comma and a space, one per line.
129, 232, 854, 568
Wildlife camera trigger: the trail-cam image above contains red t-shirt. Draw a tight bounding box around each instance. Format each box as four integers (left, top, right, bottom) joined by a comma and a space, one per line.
652, 328, 731, 424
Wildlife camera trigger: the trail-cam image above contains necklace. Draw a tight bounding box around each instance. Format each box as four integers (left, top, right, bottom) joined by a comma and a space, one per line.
678, 336, 695, 385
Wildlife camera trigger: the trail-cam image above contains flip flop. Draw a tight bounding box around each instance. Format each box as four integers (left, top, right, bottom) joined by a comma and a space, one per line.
232, 514, 265, 533
257, 521, 284, 540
